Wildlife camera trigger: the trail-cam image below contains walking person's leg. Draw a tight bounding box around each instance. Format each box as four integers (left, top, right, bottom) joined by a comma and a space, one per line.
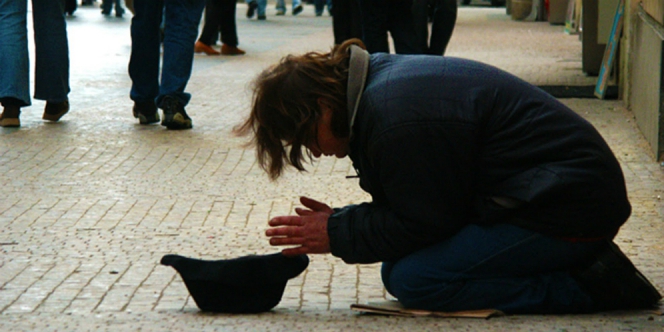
386, 0, 423, 54
113, 0, 125, 17
427, 0, 457, 55
314, 0, 323, 15
276, 0, 285, 14
129, 0, 163, 124
101, 0, 112, 14
195, 0, 222, 55
256, 0, 267, 18
292, 0, 302, 15
158, 0, 205, 129
219, 0, 245, 55
357, 0, 389, 53
0, 0, 30, 127
331, 0, 361, 45
32, 0, 71, 121
411, 0, 430, 55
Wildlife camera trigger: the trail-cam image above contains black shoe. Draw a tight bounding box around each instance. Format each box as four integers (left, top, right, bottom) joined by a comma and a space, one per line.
43, 100, 69, 122
246, 0, 258, 18
160, 96, 192, 130
293, 4, 303, 15
1, 105, 21, 127
65, 0, 77, 15
257, 14, 266, 20
133, 101, 160, 124
572, 241, 662, 311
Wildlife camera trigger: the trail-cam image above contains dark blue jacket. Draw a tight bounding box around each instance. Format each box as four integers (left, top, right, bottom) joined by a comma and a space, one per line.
327, 54, 631, 264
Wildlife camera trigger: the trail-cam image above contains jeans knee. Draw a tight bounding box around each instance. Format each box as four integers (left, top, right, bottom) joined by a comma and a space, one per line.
385, 261, 462, 310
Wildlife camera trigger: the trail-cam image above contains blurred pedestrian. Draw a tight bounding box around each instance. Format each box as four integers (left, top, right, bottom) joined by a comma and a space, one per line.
195, 0, 245, 56
331, 0, 361, 45
245, 0, 267, 20
128, 0, 205, 129
314, 0, 331, 16
0, 0, 71, 127
357, 0, 422, 54
412, 0, 457, 55
276, 0, 303, 15
101, 0, 125, 17
65, 0, 77, 15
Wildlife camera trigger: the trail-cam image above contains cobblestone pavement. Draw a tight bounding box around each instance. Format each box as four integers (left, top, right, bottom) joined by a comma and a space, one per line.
1, 3, 663, 331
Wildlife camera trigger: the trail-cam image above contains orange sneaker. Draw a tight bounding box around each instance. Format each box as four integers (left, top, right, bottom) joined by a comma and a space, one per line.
194, 41, 220, 55
221, 44, 246, 56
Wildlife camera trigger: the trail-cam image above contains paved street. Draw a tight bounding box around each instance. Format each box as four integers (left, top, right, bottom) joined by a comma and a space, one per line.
1, 2, 663, 331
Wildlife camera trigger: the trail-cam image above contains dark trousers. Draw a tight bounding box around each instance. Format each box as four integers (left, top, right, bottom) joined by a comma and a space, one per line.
331, 0, 362, 45
412, 0, 456, 55
101, 0, 125, 14
357, 0, 422, 54
198, 0, 238, 47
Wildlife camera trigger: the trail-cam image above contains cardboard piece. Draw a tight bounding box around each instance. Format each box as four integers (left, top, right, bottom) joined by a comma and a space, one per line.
650, 303, 664, 316
350, 300, 504, 319
595, 0, 625, 99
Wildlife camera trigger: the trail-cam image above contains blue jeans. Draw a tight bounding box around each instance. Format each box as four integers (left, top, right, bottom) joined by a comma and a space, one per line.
0, 0, 69, 106
314, 0, 331, 15
276, 0, 301, 12
246, 0, 267, 16
128, 0, 205, 108
381, 224, 605, 314
101, 0, 125, 15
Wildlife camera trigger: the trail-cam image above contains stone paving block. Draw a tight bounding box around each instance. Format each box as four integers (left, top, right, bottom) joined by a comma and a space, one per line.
203, 200, 232, 228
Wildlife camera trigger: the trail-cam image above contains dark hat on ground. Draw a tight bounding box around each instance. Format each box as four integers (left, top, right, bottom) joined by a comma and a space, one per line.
160, 252, 309, 313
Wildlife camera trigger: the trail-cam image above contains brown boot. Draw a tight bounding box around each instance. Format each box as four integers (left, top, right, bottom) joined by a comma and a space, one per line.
0, 105, 20, 127
221, 44, 246, 56
43, 99, 69, 121
194, 41, 220, 55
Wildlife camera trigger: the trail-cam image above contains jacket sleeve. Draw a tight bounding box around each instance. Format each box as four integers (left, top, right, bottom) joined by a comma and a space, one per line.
327, 120, 479, 264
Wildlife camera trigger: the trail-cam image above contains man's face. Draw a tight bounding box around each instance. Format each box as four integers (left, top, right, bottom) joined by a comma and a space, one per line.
305, 101, 349, 159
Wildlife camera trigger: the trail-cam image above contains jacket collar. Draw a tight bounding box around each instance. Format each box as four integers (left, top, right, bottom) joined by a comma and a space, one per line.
346, 45, 370, 139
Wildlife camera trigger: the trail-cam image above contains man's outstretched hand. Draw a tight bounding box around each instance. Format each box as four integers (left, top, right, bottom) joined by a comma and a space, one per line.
266, 196, 333, 256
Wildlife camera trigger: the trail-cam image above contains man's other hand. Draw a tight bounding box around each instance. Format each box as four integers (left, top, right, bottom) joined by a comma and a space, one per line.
266, 196, 333, 256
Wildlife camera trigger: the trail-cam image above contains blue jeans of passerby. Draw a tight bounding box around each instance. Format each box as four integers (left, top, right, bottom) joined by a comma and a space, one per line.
128, 0, 205, 108
0, 0, 69, 107
314, 0, 331, 15
245, 0, 267, 16
276, 0, 301, 12
101, 0, 125, 15
381, 224, 605, 314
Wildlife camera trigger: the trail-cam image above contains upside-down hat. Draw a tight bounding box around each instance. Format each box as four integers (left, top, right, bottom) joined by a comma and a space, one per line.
161, 252, 309, 313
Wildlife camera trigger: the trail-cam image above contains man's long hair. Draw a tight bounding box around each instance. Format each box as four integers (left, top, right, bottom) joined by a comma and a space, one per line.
234, 39, 366, 180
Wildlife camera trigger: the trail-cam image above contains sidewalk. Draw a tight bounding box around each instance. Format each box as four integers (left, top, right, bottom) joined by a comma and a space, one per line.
1, 3, 663, 331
